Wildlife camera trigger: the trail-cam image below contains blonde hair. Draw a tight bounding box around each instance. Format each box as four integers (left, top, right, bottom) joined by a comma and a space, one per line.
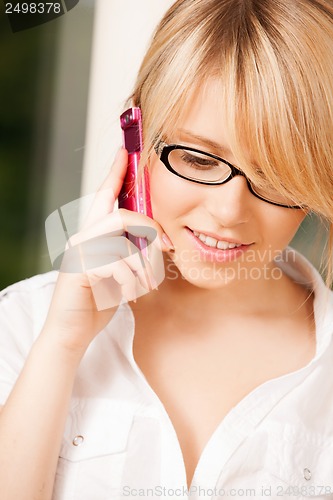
129, 0, 333, 284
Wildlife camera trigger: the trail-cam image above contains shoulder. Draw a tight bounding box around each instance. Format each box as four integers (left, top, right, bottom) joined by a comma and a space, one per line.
0, 271, 58, 299
278, 247, 333, 310
279, 247, 333, 356
0, 271, 58, 339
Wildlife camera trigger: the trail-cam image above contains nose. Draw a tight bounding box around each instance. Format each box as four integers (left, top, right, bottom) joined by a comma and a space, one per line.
206, 175, 252, 226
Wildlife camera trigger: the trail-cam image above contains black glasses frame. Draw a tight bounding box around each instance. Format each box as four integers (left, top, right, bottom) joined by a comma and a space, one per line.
154, 142, 302, 209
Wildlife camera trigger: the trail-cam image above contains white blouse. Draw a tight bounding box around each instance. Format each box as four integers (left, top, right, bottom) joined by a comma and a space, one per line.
1, 247, 333, 500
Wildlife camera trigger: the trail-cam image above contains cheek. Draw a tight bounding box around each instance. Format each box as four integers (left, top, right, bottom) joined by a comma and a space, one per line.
149, 159, 199, 224
264, 209, 307, 246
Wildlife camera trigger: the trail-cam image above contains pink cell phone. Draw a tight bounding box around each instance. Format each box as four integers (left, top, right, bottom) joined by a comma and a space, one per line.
118, 107, 153, 256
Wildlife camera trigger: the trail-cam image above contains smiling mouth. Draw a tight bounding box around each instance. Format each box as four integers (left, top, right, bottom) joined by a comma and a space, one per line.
187, 227, 252, 250
193, 231, 241, 250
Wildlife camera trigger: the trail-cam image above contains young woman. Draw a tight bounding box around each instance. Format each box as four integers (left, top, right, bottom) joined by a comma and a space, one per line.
1, 1, 333, 499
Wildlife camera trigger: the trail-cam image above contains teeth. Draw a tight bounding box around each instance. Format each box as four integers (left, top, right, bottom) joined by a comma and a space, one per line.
217, 240, 235, 250
193, 231, 242, 250
205, 236, 218, 247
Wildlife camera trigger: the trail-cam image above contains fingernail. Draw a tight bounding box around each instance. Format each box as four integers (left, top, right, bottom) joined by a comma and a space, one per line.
162, 233, 175, 251
151, 275, 158, 289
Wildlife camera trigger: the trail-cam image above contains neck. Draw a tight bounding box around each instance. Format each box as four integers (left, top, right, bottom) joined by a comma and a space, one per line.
144, 253, 311, 319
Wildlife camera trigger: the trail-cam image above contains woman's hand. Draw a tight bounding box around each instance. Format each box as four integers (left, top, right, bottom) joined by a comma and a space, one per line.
42, 148, 173, 354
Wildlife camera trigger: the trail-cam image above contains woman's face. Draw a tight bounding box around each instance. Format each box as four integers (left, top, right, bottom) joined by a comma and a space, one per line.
148, 80, 307, 289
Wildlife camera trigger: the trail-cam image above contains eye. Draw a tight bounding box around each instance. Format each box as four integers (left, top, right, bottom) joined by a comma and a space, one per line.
180, 152, 220, 170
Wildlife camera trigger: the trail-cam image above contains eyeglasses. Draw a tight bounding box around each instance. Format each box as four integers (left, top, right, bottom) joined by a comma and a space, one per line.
154, 141, 302, 209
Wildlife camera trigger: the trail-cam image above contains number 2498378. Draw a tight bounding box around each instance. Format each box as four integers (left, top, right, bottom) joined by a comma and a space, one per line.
5, 2, 61, 14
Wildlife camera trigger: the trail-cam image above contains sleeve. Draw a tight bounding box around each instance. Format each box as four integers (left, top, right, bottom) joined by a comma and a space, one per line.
0, 273, 57, 406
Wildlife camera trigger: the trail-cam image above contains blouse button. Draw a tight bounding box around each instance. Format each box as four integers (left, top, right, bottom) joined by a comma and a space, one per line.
72, 435, 84, 446
303, 468, 312, 481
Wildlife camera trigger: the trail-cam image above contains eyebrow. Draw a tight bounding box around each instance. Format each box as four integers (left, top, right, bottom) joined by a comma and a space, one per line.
176, 129, 233, 156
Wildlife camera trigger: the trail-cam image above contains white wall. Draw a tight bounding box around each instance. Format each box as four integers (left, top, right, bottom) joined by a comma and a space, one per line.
81, 0, 174, 196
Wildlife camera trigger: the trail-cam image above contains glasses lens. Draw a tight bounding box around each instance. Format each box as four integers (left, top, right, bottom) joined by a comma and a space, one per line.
168, 148, 231, 183
250, 181, 298, 206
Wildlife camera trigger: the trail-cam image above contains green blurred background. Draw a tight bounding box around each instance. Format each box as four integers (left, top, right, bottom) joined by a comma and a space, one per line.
0, 0, 94, 289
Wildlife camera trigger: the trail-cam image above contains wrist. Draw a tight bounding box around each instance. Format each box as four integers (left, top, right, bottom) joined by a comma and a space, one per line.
36, 325, 89, 366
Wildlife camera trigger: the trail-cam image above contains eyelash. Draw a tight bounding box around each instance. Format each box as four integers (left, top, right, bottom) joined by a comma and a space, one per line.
181, 153, 220, 170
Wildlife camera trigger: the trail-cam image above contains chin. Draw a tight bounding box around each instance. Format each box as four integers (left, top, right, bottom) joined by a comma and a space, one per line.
165, 258, 236, 290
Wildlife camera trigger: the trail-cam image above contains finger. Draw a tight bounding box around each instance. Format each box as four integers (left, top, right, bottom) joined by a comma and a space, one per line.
88, 257, 150, 305
123, 253, 151, 291
119, 210, 175, 252
62, 233, 151, 291
72, 209, 174, 253
93, 260, 137, 301
76, 210, 171, 288
87, 259, 138, 309
112, 261, 139, 303
70, 211, 125, 247
82, 148, 128, 230
98, 148, 128, 192
141, 236, 165, 290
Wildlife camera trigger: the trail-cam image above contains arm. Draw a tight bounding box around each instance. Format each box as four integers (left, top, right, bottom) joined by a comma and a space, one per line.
0, 330, 84, 500
0, 149, 171, 500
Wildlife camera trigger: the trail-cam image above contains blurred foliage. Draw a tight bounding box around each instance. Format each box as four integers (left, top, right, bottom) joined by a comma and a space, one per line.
0, 2, 94, 290
0, 8, 56, 289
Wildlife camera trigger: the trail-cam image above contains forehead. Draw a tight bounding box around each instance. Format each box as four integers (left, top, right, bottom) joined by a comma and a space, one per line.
174, 79, 249, 164
179, 80, 229, 144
